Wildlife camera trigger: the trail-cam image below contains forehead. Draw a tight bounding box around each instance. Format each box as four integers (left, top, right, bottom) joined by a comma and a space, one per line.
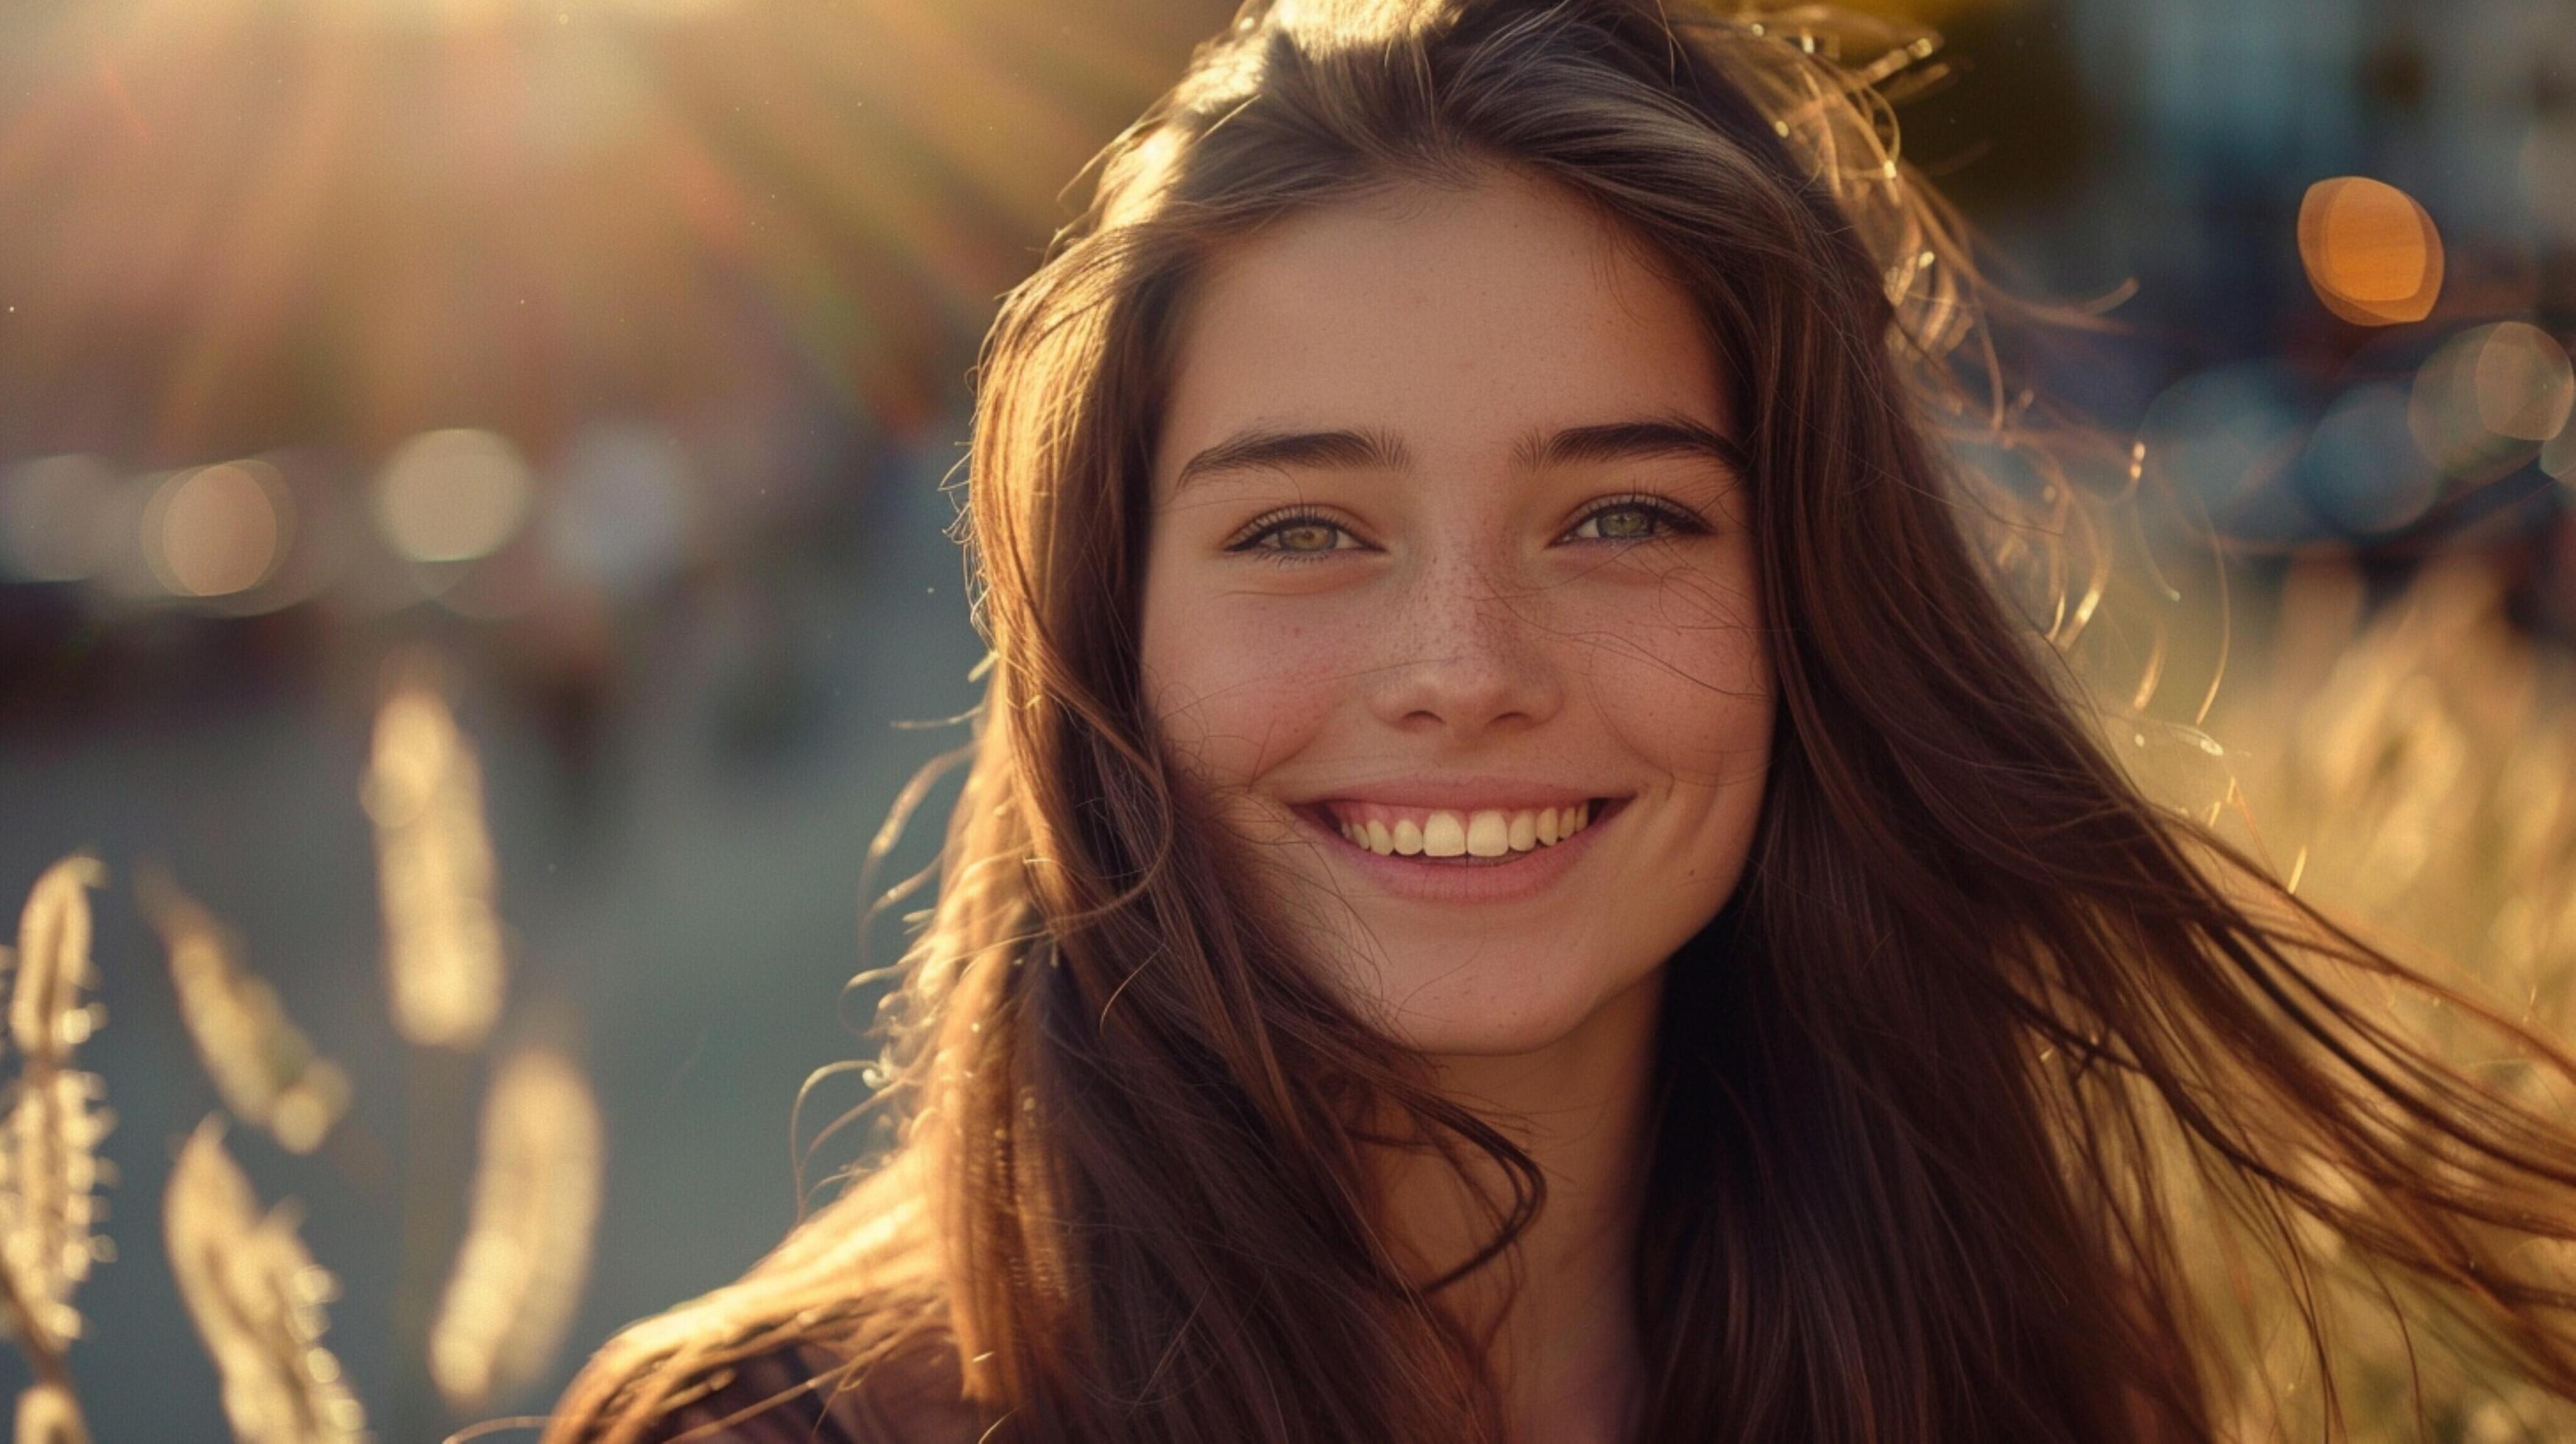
1152, 170, 1730, 487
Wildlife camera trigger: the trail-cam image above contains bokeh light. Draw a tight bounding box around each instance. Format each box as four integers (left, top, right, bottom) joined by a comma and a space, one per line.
2408, 323, 2566, 486
372, 430, 534, 565
2300, 382, 2443, 535
143, 462, 292, 600
2467, 323, 2575, 442
2298, 176, 2444, 326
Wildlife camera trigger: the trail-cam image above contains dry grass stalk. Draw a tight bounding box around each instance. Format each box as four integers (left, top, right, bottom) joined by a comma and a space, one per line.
428, 1045, 603, 1414
0, 855, 113, 1367
137, 869, 352, 1155
164, 1118, 369, 1444
11, 1381, 86, 1444
2138, 555, 2576, 1437
362, 653, 506, 1051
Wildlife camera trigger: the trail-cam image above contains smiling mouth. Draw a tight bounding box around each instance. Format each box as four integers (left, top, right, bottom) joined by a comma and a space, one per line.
1295, 796, 1629, 865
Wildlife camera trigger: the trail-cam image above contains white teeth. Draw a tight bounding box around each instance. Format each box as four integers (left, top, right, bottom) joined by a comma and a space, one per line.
1331, 802, 1600, 858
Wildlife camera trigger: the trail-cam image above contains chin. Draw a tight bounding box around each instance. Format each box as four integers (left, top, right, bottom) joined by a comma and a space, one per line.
1355, 947, 1665, 1060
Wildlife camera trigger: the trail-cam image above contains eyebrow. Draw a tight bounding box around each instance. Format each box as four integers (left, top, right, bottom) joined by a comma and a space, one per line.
1168, 416, 1747, 493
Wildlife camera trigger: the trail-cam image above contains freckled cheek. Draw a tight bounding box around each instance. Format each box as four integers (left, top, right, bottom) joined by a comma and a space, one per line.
1565, 583, 1775, 787
1143, 606, 1365, 786
1591, 625, 1772, 911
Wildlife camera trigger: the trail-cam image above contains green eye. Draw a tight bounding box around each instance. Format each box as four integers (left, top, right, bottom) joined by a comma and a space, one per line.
1268, 522, 1344, 552
1226, 494, 1708, 565
1228, 511, 1361, 564
1570, 497, 1703, 542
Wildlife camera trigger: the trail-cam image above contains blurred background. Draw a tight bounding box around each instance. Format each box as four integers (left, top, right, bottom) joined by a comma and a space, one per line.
0, 0, 2569, 1437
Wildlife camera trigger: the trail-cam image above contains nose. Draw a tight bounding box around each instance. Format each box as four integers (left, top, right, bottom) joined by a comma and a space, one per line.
1366, 555, 1564, 740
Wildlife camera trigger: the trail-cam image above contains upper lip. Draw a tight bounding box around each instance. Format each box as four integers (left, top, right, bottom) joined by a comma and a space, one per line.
1292, 777, 1616, 812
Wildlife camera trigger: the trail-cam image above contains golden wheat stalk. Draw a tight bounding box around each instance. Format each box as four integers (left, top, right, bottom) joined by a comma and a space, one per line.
164, 1118, 369, 1444
136, 869, 352, 1156
0, 855, 113, 1370
2172, 555, 2576, 1438
12, 1380, 86, 1444
362, 653, 506, 1051
428, 1045, 604, 1414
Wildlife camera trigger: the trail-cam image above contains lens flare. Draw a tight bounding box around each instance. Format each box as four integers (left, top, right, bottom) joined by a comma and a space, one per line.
0, 0, 1193, 464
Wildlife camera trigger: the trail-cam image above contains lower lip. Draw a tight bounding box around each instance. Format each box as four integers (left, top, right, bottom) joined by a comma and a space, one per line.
1294, 798, 1628, 905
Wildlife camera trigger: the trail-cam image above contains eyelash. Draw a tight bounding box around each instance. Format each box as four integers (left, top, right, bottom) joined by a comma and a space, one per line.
1224, 494, 1710, 564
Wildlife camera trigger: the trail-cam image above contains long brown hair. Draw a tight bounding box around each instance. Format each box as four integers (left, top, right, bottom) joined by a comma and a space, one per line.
544, 2, 2576, 1439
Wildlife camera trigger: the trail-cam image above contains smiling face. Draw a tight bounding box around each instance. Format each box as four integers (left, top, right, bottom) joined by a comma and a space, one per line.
1137, 169, 1774, 1058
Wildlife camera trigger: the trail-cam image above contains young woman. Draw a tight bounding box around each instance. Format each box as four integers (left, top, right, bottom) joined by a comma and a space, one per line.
544, 1, 2576, 1439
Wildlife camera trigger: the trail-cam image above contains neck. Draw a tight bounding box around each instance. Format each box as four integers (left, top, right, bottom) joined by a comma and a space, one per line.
1376, 968, 1665, 1444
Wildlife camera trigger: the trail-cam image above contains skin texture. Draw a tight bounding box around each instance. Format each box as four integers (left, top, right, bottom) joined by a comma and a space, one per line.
1137, 168, 1775, 1443
1140, 164, 1773, 1056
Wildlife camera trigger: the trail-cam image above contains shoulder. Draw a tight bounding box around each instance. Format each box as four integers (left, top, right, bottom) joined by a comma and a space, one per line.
637, 1337, 992, 1444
